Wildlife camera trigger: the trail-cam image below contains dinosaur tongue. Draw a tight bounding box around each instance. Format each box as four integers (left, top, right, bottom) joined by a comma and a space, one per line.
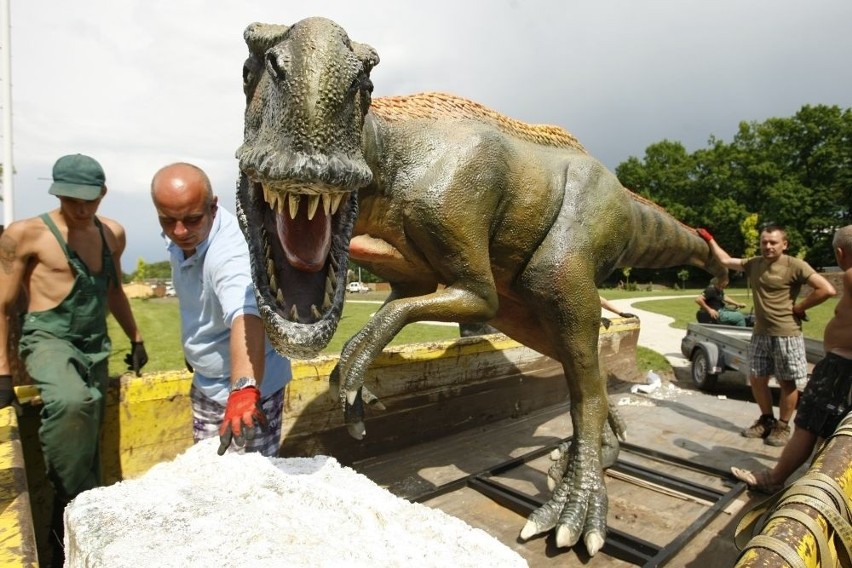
275, 208, 331, 272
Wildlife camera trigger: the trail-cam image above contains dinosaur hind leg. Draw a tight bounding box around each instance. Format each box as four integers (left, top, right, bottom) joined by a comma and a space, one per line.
515, 260, 610, 555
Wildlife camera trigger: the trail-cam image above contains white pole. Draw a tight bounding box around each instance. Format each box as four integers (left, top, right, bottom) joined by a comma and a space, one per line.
1, 0, 13, 225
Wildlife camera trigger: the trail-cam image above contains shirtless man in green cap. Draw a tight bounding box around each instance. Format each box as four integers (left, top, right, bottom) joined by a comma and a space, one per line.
0, 153, 147, 565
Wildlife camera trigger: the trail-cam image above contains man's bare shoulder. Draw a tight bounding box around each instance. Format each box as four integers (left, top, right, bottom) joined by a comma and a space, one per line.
0, 215, 54, 257
96, 215, 125, 233
843, 269, 852, 300
95, 215, 126, 251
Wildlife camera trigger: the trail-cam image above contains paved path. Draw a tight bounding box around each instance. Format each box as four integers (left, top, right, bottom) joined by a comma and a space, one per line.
604, 295, 691, 368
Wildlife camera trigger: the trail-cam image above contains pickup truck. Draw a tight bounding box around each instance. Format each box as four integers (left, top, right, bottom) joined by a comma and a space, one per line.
680, 322, 825, 390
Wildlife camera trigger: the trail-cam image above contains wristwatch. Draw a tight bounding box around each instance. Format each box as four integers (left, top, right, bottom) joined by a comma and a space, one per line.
231, 376, 257, 392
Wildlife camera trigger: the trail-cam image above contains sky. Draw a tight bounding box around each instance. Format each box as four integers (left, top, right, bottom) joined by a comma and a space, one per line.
2, 0, 851, 267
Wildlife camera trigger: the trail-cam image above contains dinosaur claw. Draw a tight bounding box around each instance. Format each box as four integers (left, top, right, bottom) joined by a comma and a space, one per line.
347, 421, 367, 439
555, 525, 581, 549
360, 386, 386, 410
584, 531, 605, 557
346, 389, 358, 405
343, 387, 365, 433
519, 520, 540, 541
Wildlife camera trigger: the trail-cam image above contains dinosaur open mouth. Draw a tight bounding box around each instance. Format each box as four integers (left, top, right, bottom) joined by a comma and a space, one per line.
236, 172, 357, 359
253, 178, 353, 324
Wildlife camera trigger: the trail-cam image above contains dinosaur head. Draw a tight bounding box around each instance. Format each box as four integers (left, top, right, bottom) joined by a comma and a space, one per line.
235, 18, 379, 358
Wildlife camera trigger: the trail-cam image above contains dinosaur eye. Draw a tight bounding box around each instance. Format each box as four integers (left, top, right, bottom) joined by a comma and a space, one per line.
265, 52, 287, 81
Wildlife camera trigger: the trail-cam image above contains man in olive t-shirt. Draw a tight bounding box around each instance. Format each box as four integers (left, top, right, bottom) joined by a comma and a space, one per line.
697, 224, 836, 447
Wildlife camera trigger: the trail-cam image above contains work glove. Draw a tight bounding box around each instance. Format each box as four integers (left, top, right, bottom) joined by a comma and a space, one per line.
600, 317, 612, 330
696, 228, 714, 242
0, 375, 22, 417
218, 386, 268, 455
124, 341, 148, 377
619, 312, 637, 319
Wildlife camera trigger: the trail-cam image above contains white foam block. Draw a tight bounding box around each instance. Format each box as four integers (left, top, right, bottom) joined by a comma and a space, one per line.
64, 439, 527, 567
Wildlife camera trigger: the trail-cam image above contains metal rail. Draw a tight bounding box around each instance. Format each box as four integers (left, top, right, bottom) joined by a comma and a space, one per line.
413, 438, 746, 567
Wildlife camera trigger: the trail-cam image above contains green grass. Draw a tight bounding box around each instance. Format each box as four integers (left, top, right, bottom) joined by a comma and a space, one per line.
107, 298, 185, 376
108, 287, 836, 376
106, 294, 460, 376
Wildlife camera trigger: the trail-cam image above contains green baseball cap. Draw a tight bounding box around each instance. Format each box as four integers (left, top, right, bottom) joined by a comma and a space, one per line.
48, 154, 106, 200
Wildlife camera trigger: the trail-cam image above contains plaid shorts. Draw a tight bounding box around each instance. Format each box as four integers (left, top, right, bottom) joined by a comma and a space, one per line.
190, 383, 284, 457
748, 334, 808, 382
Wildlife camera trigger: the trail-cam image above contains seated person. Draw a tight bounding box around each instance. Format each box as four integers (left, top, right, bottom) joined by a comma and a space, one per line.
695, 277, 747, 326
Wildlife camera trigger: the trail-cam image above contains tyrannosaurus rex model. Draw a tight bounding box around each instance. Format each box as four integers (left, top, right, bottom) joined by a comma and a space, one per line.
235, 17, 726, 555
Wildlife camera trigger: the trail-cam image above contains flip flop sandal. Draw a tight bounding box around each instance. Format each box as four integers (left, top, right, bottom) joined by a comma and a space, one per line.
730, 466, 783, 494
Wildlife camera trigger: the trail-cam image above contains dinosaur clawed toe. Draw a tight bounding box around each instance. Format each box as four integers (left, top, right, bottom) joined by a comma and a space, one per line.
522, 449, 608, 556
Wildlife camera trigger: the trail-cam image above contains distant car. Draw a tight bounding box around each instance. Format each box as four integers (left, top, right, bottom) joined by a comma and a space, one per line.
347, 282, 369, 293
165, 285, 176, 297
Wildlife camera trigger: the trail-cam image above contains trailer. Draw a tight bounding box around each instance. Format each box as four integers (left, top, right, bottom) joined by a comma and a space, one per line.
4, 317, 848, 566
680, 322, 825, 391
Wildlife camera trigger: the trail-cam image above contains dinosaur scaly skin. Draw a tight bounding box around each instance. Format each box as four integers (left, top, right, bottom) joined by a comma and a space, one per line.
235, 17, 727, 555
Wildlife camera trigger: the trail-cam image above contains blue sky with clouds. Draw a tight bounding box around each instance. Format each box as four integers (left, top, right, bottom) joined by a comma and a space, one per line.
3, 0, 851, 266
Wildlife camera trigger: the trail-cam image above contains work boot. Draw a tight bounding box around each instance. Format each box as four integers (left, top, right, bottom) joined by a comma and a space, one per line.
765, 421, 791, 447
742, 415, 776, 438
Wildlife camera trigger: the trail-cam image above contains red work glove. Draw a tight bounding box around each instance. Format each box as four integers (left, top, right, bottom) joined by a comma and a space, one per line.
217, 386, 268, 455
696, 228, 714, 242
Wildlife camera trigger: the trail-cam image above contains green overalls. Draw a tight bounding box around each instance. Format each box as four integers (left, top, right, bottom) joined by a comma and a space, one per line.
18, 214, 114, 499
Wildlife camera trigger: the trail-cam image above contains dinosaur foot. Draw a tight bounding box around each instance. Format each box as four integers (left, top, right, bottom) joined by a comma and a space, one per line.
520, 458, 608, 556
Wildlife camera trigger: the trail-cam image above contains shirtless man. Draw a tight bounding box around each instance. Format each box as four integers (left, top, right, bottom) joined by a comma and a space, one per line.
731, 225, 852, 492
0, 154, 146, 563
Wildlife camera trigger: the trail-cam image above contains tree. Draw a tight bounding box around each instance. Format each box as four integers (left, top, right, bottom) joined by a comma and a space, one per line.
136, 258, 148, 282
740, 213, 759, 259
615, 104, 851, 273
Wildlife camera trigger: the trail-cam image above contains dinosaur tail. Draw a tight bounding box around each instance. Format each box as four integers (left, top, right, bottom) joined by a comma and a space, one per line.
617, 190, 727, 280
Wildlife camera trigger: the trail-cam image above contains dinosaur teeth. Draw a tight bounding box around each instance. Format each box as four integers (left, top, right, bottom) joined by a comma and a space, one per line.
325, 275, 334, 297
263, 185, 288, 215
289, 304, 299, 321
321, 194, 332, 216
328, 264, 336, 283
306, 195, 320, 220
310, 304, 322, 319
276, 288, 284, 306
322, 292, 332, 311
287, 193, 300, 219
330, 193, 344, 215
266, 259, 278, 292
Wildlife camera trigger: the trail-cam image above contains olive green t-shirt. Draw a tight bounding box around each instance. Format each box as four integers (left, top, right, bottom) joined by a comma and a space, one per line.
744, 255, 815, 336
